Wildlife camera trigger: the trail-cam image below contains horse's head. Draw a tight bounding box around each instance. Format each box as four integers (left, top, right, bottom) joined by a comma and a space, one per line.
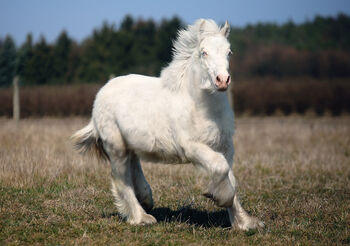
198, 20, 232, 92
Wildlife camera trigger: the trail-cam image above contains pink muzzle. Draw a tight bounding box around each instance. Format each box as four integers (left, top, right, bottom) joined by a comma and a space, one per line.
215, 74, 231, 91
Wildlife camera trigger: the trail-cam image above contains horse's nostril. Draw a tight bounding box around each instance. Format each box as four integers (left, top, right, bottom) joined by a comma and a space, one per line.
216, 76, 221, 82
226, 76, 230, 84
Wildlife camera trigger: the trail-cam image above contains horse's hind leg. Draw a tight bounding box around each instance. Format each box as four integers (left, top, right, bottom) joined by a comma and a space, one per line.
227, 170, 264, 230
130, 153, 154, 212
100, 125, 156, 225
108, 149, 156, 225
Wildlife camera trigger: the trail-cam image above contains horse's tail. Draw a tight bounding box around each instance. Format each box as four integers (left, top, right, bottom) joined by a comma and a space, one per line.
71, 120, 109, 161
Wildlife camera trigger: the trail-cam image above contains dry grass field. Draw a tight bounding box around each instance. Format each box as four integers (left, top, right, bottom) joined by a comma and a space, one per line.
0, 116, 349, 245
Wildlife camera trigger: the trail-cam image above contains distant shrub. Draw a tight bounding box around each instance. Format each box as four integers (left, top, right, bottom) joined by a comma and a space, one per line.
232, 78, 350, 116
0, 79, 349, 117
0, 84, 100, 117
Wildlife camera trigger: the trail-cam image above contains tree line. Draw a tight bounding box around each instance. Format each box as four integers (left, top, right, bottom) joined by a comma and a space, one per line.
0, 14, 350, 86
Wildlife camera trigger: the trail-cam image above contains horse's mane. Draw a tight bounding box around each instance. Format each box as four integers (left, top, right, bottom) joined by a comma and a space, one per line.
160, 19, 221, 91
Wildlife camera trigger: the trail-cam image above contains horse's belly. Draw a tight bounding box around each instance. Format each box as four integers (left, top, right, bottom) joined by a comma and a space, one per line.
136, 150, 189, 164
123, 127, 188, 164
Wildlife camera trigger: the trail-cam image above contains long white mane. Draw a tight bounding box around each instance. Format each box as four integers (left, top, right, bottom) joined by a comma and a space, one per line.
160, 19, 222, 91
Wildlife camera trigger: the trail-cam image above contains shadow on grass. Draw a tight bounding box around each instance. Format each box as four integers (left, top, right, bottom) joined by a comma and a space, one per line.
102, 206, 231, 228
151, 206, 231, 228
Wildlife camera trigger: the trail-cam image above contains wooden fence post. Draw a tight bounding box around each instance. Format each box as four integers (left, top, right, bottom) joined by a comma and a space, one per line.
13, 76, 20, 123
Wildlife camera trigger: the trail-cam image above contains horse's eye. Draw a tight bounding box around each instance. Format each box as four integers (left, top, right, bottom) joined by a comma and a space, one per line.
228, 50, 233, 57
201, 51, 208, 57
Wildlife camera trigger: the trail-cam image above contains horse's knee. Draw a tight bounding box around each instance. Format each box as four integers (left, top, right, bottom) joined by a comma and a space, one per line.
110, 157, 129, 180
204, 175, 234, 208
211, 154, 230, 177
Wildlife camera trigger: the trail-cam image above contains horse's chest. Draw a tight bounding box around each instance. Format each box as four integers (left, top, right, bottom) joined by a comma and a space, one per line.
193, 117, 233, 148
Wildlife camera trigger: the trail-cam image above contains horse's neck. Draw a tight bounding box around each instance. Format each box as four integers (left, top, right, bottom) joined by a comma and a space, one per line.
161, 58, 230, 116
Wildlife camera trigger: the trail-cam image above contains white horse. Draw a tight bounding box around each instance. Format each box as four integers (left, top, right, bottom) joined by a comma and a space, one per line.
72, 19, 263, 230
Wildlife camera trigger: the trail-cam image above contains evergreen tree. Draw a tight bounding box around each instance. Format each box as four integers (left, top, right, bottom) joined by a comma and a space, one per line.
17, 33, 33, 83
130, 19, 157, 75
26, 36, 54, 85
52, 31, 72, 83
156, 17, 183, 67
120, 15, 134, 32
65, 41, 82, 83
78, 22, 117, 82
1, 14, 349, 85
0, 36, 17, 86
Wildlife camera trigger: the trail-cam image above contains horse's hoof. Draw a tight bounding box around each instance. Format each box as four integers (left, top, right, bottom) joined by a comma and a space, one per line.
139, 213, 157, 225
128, 213, 157, 225
204, 177, 234, 208
235, 216, 264, 231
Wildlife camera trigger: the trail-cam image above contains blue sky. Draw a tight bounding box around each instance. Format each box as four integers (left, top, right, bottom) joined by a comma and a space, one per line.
1, 0, 350, 45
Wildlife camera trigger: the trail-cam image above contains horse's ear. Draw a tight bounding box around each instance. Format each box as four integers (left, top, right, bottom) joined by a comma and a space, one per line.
197, 19, 209, 41
220, 21, 230, 38
198, 19, 207, 35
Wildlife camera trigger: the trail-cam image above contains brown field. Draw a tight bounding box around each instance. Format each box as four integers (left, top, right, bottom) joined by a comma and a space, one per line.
0, 116, 349, 245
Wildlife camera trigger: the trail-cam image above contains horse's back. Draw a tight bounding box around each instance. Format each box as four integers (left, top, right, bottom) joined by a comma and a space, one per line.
98, 74, 160, 98
92, 74, 181, 158
94, 74, 161, 111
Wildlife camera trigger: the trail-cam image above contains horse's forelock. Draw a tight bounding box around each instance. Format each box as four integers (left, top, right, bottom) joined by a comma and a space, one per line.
172, 19, 221, 60
196, 19, 221, 35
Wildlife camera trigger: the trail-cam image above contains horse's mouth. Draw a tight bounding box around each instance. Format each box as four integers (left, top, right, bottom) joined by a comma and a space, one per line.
217, 87, 228, 91
215, 83, 229, 91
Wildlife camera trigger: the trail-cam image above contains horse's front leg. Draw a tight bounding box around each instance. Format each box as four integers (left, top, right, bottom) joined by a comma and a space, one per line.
184, 142, 235, 208
227, 170, 264, 230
